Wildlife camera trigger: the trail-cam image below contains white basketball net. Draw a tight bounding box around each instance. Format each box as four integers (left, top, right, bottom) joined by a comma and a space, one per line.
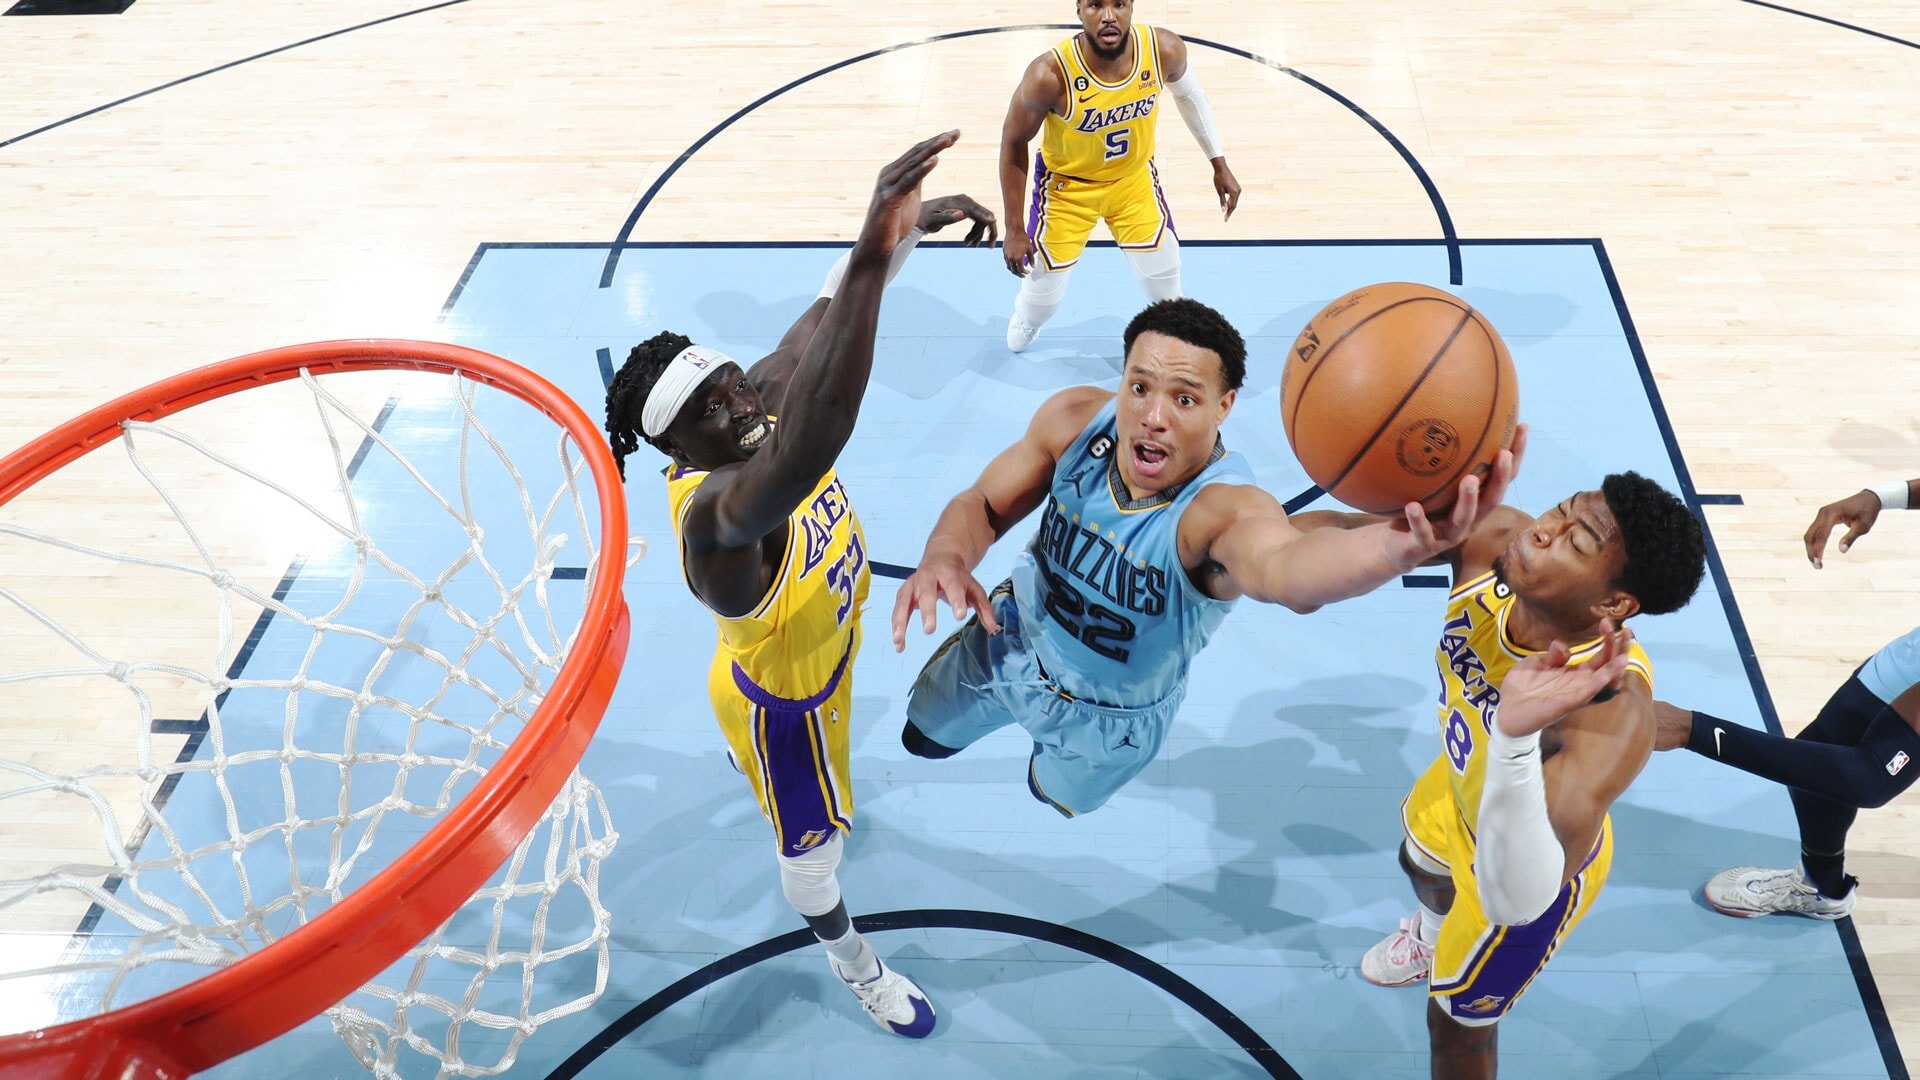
0, 368, 625, 1078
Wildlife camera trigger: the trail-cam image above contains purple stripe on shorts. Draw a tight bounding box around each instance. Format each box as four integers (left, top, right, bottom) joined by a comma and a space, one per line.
1436, 874, 1581, 1019
731, 636, 851, 713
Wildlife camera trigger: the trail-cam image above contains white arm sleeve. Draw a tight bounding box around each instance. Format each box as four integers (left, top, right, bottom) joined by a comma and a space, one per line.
817, 226, 926, 300
1474, 726, 1566, 925
1165, 70, 1225, 161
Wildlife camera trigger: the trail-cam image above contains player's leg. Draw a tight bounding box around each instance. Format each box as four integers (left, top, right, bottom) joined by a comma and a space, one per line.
902, 581, 1026, 758
1424, 822, 1614, 1078
1021, 689, 1176, 817
1363, 759, 1456, 987
1699, 663, 1920, 917
1008, 162, 1096, 352
1427, 997, 1499, 1080
1108, 161, 1181, 303
719, 658, 936, 1038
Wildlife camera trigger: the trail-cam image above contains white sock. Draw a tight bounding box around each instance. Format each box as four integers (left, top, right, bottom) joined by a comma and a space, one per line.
821, 926, 880, 983
1415, 902, 1445, 948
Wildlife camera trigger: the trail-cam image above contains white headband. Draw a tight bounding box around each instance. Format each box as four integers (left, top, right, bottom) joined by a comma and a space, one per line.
641, 344, 733, 438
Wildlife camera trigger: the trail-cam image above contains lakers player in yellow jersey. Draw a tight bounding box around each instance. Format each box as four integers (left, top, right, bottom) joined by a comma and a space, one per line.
1299, 473, 1706, 1078
999, 0, 1241, 353
603, 132, 993, 1039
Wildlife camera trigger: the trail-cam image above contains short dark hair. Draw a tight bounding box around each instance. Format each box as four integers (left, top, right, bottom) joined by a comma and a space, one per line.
604, 330, 694, 479
1122, 298, 1247, 392
1601, 471, 1706, 616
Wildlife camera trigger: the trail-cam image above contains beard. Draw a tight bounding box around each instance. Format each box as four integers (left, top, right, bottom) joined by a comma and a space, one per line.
1087, 30, 1127, 61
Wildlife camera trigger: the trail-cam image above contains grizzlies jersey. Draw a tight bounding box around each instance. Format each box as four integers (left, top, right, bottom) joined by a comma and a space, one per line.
666, 458, 870, 701
1011, 397, 1255, 708
1434, 571, 1654, 832
1042, 23, 1161, 182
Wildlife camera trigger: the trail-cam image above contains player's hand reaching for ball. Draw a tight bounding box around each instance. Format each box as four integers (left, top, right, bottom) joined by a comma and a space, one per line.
859, 130, 960, 261
919, 195, 998, 247
891, 554, 1000, 651
1379, 424, 1529, 573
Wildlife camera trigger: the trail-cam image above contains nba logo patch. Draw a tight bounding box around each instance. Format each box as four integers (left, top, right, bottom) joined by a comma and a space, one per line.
1888, 750, 1910, 777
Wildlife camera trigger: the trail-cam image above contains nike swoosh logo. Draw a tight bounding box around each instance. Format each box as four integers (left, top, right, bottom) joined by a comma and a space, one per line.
1714, 726, 1725, 755
1078, 94, 1096, 103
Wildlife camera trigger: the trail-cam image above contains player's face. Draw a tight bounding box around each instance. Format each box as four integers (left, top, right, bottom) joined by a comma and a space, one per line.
1077, 0, 1134, 59
659, 362, 771, 469
1116, 331, 1235, 496
1493, 490, 1638, 623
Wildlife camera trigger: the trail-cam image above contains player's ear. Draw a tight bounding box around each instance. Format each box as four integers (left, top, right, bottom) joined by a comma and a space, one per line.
1596, 591, 1639, 622
1215, 387, 1236, 421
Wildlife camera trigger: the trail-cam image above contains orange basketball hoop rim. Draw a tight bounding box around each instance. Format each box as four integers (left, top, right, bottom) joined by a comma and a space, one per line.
0, 340, 631, 1080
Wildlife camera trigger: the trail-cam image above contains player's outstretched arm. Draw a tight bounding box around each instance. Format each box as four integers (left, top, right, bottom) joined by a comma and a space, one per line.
999, 55, 1064, 278
1480, 625, 1650, 923
891, 386, 1109, 649
704, 131, 955, 550
1155, 30, 1239, 221
748, 194, 997, 413
1191, 431, 1523, 612
1650, 687, 1920, 809
1805, 477, 1917, 568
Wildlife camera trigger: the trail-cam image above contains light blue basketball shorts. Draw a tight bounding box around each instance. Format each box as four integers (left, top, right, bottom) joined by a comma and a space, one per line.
1859, 624, 1920, 704
904, 581, 1184, 816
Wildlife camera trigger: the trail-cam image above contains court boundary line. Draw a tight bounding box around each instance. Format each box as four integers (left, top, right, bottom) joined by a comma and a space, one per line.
1737, 0, 1919, 50
1594, 237, 1907, 1080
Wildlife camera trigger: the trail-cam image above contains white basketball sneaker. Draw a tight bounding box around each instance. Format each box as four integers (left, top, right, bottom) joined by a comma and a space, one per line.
1359, 915, 1434, 988
1704, 865, 1857, 920
1006, 313, 1041, 353
832, 955, 937, 1039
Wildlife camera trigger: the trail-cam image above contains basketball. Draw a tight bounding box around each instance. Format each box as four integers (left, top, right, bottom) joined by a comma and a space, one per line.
1280, 282, 1519, 515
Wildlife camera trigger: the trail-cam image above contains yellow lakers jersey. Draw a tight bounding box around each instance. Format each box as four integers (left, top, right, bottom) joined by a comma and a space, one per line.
1042, 23, 1161, 182
666, 459, 870, 701
1435, 571, 1654, 832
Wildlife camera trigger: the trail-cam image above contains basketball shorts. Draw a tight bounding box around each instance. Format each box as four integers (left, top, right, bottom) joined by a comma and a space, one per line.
1858, 624, 1920, 705
1401, 756, 1612, 1024
1024, 154, 1175, 272
905, 581, 1181, 816
709, 633, 856, 858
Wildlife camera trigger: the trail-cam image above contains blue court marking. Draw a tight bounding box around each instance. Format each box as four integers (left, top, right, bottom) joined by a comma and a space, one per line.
546, 908, 1300, 1080
597, 28, 1460, 287
0, 0, 473, 150
63, 238, 1895, 1079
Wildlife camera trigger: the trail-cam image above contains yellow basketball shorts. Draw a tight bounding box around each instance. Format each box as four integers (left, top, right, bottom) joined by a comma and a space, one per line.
1023, 154, 1174, 272
1401, 756, 1613, 1023
708, 637, 856, 858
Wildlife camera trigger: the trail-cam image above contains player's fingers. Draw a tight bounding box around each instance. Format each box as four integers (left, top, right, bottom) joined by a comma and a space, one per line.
971, 579, 1001, 634
1805, 511, 1837, 565
885, 130, 960, 180
1404, 500, 1436, 549
1447, 474, 1482, 535
890, 581, 917, 651
1839, 519, 1867, 554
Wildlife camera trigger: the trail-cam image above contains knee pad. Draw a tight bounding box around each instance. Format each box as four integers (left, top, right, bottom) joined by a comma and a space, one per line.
1019, 263, 1072, 306
777, 830, 844, 917
1125, 236, 1182, 301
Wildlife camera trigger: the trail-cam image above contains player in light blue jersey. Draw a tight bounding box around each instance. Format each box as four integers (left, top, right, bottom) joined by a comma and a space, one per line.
891, 298, 1527, 816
